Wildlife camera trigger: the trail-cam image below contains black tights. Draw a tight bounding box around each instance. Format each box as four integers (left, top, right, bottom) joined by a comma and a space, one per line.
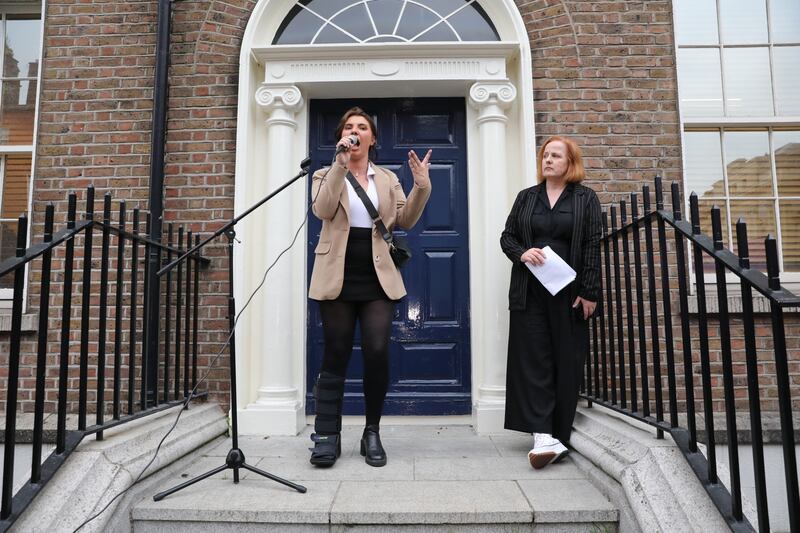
318, 299, 395, 426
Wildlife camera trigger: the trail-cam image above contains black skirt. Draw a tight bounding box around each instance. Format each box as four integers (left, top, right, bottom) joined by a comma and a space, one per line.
338, 227, 390, 301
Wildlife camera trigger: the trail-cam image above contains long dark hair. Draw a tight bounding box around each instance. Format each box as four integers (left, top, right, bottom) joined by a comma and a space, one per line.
334, 106, 379, 161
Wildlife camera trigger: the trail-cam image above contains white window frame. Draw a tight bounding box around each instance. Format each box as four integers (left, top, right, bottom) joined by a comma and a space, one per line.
673, 0, 800, 290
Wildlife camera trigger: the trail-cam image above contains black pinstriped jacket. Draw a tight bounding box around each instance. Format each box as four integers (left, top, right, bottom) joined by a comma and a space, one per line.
500, 182, 602, 311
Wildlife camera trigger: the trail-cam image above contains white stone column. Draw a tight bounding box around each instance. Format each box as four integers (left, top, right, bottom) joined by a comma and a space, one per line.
469, 81, 517, 433
238, 84, 305, 435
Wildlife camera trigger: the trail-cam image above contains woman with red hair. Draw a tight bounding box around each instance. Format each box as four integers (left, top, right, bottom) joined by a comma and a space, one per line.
500, 136, 602, 469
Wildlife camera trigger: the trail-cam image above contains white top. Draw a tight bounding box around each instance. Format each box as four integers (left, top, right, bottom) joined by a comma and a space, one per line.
346, 164, 379, 228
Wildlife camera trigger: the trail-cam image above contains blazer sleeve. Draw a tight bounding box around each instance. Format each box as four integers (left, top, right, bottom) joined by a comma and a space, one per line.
393, 171, 432, 229
311, 163, 347, 220
578, 188, 602, 301
500, 189, 528, 264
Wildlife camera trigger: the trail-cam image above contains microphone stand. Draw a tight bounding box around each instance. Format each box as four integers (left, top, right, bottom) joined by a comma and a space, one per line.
153, 157, 312, 501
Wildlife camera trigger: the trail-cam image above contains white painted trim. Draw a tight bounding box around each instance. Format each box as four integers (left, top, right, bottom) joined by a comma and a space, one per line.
234, 0, 536, 436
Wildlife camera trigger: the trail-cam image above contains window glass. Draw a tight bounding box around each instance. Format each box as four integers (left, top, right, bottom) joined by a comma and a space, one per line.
724, 131, 773, 197
0, 79, 35, 144
273, 0, 499, 44
677, 49, 723, 117
673, 0, 719, 45
723, 47, 773, 117
331, 4, 377, 42
773, 47, 800, 116
775, 131, 800, 196
780, 200, 800, 270
685, 131, 724, 197
719, 0, 768, 44
769, 0, 800, 43
4, 16, 40, 78
368, 0, 404, 35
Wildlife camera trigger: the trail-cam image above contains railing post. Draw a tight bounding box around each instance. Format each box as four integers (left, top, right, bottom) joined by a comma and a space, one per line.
673, 183, 697, 450
113, 202, 126, 420
97, 194, 112, 440
766, 235, 799, 532
690, 193, 717, 483
78, 186, 95, 431
32, 205, 55, 480
643, 184, 664, 438
631, 192, 650, 418
164, 223, 173, 403
711, 205, 741, 520
736, 220, 770, 531
192, 233, 200, 390
128, 209, 140, 414
57, 194, 77, 453
1, 214, 28, 520
602, 211, 615, 404
141, 214, 150, 409
656, 178, 679, 429
621, 200, 637, 412
184, 230, 193, 399
611, 205, 626, 408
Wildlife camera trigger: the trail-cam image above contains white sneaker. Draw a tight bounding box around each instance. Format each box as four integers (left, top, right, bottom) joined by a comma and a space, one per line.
527, 434, 569, 469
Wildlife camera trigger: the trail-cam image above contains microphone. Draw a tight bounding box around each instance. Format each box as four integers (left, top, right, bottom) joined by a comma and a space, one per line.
334, 134, 360, 155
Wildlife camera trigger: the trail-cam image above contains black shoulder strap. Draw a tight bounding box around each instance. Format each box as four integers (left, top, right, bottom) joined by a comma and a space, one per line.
345, 172, 393, 244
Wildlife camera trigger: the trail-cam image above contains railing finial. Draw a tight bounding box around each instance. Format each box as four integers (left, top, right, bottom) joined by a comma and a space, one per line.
671, 182, 682, 221
654, 176, 663, 211
766, 235, 780, 290
711, 205, 724, 251
689, 192, 700, 235
735, 218, 749, 269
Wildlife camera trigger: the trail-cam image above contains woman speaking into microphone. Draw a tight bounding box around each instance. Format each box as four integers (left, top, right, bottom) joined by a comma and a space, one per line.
307, 107, 432, 468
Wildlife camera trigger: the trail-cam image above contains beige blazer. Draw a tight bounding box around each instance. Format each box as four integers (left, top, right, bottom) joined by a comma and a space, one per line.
308, 162, 431, 301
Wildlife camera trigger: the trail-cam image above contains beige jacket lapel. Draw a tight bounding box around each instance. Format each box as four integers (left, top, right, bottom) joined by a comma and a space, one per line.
374, 165, 392, 223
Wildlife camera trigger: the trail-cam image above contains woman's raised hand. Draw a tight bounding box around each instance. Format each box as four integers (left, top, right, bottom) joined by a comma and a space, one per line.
335, 136, 354, 167
408, 149, 432, 187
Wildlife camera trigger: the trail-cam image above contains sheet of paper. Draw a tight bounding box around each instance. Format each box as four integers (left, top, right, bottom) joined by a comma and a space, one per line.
524, 245, 576, 296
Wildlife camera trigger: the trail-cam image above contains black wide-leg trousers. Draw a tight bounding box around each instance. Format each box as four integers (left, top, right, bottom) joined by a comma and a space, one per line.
504, 279, 588, 442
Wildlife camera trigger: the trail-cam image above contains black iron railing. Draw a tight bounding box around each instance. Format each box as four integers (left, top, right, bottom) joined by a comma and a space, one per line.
0, 186, 208, 531
581, 177, 799, 533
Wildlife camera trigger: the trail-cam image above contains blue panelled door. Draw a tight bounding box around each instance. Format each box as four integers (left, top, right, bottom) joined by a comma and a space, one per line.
306, 98, 471, 415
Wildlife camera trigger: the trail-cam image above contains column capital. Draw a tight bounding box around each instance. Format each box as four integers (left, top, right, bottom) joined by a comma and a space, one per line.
255, 84, 304, 128
468, 81, 517, 110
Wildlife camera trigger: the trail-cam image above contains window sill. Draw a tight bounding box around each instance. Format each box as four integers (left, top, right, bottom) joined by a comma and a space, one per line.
0, 313, 37, 332
687, 293, 799, 315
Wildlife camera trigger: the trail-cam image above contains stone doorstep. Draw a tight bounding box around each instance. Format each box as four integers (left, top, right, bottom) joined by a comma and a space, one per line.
130, 426, 619, 530
132, 478, 618, 528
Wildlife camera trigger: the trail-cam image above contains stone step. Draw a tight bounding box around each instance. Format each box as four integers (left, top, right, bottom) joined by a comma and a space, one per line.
131, 426, 618, 532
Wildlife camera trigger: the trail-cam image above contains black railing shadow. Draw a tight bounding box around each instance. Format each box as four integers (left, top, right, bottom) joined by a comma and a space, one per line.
0, 186, 209, 531
581, 177, 799, 533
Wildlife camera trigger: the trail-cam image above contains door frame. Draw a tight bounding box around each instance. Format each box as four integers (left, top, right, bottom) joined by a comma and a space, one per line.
233, 1, 536, 436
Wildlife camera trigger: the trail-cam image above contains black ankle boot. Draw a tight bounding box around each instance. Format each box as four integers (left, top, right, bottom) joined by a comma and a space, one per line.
309, 433, 341, 467
360, 424, 387, 467
309, 371, 345, 468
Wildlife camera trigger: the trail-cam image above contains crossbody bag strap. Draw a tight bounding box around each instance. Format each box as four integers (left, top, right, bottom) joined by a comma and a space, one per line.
345, 172, 393, 245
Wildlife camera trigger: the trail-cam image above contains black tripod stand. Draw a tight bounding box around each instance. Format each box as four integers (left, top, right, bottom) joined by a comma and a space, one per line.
153, 158, 313, 501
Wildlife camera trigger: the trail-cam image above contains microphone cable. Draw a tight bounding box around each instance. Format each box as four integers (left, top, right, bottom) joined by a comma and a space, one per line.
72, 161, 334, 532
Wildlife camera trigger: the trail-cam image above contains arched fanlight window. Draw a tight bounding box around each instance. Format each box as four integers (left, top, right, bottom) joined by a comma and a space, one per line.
273, 0, 500, 45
